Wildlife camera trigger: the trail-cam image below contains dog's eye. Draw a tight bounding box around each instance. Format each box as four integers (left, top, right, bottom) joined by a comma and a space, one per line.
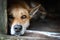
8, 15, 14, 19
21, 15, 27, 19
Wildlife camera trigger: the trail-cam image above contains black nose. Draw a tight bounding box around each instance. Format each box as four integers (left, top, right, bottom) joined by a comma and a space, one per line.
14, 25, 22, 32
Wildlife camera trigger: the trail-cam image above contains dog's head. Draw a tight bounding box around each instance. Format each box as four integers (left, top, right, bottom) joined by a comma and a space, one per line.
8, 2, 40, 35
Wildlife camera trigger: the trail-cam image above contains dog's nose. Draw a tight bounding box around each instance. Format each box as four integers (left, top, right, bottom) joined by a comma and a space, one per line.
14, 25, 22, 32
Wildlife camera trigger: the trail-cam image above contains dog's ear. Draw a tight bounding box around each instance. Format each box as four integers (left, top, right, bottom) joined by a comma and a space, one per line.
29, 5, 40, 18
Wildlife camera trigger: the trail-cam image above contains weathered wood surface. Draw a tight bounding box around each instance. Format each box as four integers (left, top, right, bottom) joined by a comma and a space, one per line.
0, 0, 7, 34
0, 34, 58, 40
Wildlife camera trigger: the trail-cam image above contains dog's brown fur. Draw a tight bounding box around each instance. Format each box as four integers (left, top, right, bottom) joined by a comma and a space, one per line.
7, 1, 46, 35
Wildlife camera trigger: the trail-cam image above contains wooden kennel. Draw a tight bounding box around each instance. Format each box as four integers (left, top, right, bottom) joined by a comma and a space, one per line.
0, 0, 59, 40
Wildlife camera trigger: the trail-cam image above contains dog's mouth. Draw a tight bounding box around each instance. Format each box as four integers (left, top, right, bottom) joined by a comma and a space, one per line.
10, 24, 28, 36
14, 25, 22, 35
12, 31, 21, 36
10, 25, 22, 35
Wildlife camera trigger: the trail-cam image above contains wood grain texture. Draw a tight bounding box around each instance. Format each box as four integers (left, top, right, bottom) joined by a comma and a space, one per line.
0, 0, 7, 34
0, 33, 58, 40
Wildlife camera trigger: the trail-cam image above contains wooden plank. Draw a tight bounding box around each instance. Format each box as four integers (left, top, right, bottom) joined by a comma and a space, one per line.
0, 34, 57, 40
0, 0, 7, 34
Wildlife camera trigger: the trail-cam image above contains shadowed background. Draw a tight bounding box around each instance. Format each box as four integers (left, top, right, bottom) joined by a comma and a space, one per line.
7, 0, 60, 32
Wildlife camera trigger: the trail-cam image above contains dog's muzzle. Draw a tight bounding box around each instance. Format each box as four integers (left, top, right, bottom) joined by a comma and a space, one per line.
14, 25, 22, 32
10, 21, 30, 36
14, 25, 22, 35
11, 24, 23, 35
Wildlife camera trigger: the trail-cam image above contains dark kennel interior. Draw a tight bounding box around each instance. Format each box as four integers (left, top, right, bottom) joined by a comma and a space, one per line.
27, 0, 60, 32
7, 0, 60, 33
29, 0, 60, 32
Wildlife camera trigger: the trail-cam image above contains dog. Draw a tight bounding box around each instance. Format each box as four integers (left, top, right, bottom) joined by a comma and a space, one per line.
7, 1, 46, 35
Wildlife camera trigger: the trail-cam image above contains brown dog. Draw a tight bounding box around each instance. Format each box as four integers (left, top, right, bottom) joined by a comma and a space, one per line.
7, 1, 46, 35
